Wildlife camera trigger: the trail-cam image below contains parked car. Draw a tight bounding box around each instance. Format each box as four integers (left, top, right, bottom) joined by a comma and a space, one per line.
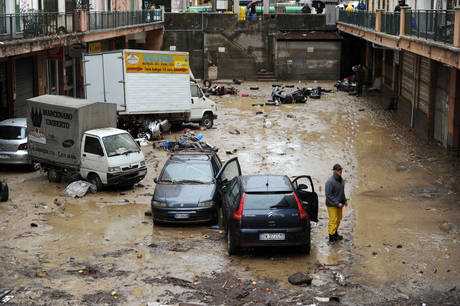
218, 157, 318, 255
151, 149, 223, 225
0, 118, 31, 166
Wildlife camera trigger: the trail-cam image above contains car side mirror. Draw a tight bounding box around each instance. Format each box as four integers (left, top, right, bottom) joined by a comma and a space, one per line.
297, 183, 308, 190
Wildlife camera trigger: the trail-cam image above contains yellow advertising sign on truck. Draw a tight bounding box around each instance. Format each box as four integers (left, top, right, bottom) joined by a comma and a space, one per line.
124, 51, 190, 74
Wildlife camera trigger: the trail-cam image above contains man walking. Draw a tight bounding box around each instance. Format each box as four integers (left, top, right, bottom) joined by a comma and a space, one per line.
325, 164, 347, 243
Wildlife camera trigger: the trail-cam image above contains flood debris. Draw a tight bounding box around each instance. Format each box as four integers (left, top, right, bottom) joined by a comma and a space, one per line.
229, 129, 241, 135
159, 131, 217, 152
64, 181, 96, 198
0, 289, 13, 304
204, 85, 238, 96
315, 296, 340, 303
0, 181, 8, 202
288, 272, 313, 286
332, 271, 347, 286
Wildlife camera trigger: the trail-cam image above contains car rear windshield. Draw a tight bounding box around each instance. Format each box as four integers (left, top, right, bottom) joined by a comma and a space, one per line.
0, 126, 26, 140
161, 161, 214, 183
244, 193, 297, 210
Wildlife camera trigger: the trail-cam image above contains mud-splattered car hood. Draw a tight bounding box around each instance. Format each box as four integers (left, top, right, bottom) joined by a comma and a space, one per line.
153, 183, 216, 207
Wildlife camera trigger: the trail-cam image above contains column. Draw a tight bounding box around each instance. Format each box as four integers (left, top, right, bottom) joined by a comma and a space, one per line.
447, 68, 460, 149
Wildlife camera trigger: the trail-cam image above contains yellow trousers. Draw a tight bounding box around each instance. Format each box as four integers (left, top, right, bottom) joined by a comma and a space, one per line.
327, 206, 343, 236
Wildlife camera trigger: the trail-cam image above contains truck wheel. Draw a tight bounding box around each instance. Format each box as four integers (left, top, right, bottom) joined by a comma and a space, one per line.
88, 173, 103, 192
47, 169, 62, 183
201, 115, 214, 129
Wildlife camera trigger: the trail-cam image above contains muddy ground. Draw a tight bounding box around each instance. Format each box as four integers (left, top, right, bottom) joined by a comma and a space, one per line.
0, 81, 459, 305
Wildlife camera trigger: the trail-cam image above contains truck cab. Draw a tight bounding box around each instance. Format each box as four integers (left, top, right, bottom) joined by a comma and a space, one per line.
79, 128, 147, 190
190, 82, 218, 129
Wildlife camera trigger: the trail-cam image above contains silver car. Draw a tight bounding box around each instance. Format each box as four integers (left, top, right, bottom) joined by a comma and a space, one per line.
0, 118, 30, 165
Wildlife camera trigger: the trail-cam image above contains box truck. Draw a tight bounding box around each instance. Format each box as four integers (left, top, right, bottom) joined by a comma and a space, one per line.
83, 49, 217, 131
27, 95, 147, 190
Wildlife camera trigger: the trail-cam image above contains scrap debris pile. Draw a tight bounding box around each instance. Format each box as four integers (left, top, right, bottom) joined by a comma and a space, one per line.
335, 78, 357, 93
203, 84, 238, 96
128, 119, 172, 143
159, 130, 218, 152
269, 85, 332, 105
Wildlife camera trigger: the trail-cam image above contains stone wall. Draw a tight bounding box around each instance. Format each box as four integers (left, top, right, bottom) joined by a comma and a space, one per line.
163, 13, 340, 80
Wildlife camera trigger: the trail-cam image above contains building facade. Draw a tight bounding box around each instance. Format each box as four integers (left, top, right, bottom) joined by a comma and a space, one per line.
0, 0, 163, 119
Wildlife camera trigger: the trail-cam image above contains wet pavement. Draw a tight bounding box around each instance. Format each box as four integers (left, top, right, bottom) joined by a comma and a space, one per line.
0, 81, 459, 305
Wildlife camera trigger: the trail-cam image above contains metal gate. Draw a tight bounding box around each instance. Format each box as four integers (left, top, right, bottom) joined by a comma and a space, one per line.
15, 58, 34, 117
434, 65, 449, 147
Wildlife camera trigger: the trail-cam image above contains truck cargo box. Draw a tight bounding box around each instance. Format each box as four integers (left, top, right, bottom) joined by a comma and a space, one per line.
27, 95, 117, 169
83, 49, 192, 117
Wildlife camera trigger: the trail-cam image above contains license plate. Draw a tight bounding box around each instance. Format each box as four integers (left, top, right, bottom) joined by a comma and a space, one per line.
0, 154, 9, 159
175, 213, 190, 219
259, 233, 285, 241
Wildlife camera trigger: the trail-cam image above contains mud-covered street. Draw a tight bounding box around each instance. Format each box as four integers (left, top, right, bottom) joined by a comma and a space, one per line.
1, 81, 460, 305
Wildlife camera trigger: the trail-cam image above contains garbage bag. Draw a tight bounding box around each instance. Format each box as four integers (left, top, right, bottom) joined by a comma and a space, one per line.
148, 121, 161, 139
64, 180, 97, 198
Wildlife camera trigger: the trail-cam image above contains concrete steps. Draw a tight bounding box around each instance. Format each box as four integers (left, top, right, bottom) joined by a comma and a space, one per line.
257, 71, 276, 82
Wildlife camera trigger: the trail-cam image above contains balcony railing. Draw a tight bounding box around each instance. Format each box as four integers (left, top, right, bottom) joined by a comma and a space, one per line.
88, 9, 163, 31
338, 10, 375, 29
381, 12, 400, 35
405, 9, 454, 45
0, 12, 74, 40
0, 9, 163, 41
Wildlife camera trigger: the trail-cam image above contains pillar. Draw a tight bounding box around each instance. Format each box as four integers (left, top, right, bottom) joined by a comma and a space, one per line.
453, 7, 460, 48
375, 9, 383, 32
399, 6, 409, 36
447, 68, 460, 149
263, 0, 269, 15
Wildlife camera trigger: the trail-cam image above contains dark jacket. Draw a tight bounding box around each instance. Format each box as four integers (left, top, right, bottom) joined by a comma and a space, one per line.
325, 174, 346, 208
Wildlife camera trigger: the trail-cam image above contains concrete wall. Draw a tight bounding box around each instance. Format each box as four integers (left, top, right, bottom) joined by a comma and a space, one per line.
163, 13, 340, 80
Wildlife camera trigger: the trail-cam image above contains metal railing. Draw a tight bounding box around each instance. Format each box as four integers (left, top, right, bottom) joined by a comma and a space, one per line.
0, 12, 74, 40
338, 10, 376, 29
381, 12, 400, 35
405, 9, 454, 45
88, 9, 163, 31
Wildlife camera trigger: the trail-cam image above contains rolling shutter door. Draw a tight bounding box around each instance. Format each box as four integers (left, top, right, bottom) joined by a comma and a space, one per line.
417, 57, 431, 115
434, 65, 449, 147
15, 58, 34, 117
401, 52, 415, 103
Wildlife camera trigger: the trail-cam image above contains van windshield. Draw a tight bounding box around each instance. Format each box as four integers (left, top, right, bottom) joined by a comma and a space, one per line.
0, 126, 26, 140
102, 133, 140, 157
160, 161, 213, 184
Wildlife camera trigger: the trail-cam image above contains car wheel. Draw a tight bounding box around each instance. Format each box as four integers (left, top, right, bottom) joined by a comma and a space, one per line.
227, 229, 238, 256
201, 114, 214, 129
47, 169, 62, 183
88, 173, 103, 192
299, 232, 311, 255
153, 218, 163, 227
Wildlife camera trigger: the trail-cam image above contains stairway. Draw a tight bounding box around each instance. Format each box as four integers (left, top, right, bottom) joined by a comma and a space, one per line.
257, 70, 276, 82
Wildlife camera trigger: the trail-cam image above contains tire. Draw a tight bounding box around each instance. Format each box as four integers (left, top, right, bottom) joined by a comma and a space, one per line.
47, 169, 62, 183
201, 114, 214, 129
0, 182, 9, 202
210, 208, 219, 225
300, 230, 311, 255
203, 79, 212, 88
87, 173, 103, 192
227, 229, 238, 256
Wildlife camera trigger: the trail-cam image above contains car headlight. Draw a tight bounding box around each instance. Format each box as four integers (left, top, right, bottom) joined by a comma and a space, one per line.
197, 200, 214, 208
152, 200, 167, 208
108, 166, 121, 173
140, 160, 146, 167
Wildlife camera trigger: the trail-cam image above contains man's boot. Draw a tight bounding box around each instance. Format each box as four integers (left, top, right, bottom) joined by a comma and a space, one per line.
334, 232, 344, 241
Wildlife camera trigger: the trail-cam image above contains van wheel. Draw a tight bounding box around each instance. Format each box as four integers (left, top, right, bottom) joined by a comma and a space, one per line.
227, 229, 238, 256
201, 115, 214, 129
88, 173, 103, 192
47, 169, 62, 183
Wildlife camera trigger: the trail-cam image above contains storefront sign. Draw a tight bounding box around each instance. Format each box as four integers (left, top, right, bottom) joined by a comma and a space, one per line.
124, 51, 190, 74
88, 42, 102, 54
